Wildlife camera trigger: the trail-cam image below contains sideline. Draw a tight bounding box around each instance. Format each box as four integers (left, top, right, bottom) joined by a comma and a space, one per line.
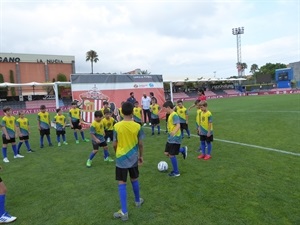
145, 127, 300, 157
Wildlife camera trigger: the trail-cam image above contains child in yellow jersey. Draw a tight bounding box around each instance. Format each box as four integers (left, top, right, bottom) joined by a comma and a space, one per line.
150, 98, 161, 135
101, 101, 111, 115
175, 100, 191, 139
53, 108, 68, 147
113, 102, 144, 221
1, 107, 24, 163
118, 101, 125, 122
16, 111, 34, 153
197, 101, 213, 160
86, 111, 114, 168
37, 105, 53, 148
133, 101, 142, 125
69, 102, 89, 144
103, 109, 116, 143
162, 101, 188, 177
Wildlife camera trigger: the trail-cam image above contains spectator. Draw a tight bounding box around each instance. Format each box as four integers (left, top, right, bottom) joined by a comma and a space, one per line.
127, 92, 136, 105
141, 93, 151, 126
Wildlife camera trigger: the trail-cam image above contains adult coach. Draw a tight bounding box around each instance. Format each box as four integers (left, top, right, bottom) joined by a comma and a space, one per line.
141, 93, 151, 126
127, 92, 136, 105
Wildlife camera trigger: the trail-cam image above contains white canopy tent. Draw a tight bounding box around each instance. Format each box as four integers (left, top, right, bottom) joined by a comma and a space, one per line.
0, 81, 71, 108
163, 77, 247, 102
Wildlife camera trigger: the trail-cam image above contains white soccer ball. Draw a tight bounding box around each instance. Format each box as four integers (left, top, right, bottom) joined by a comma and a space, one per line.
157, 161, 168, 172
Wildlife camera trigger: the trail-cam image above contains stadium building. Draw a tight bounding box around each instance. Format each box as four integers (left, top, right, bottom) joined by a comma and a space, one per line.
0, 52, 75, 95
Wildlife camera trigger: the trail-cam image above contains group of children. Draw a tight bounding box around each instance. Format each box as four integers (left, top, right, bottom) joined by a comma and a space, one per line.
0, 96, 213, 223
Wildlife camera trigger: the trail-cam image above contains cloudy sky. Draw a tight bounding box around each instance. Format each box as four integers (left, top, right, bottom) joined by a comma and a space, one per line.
0, 0, 299, 80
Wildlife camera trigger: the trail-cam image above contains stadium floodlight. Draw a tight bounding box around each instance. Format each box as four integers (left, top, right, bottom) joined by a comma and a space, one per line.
232, 27, 244, 77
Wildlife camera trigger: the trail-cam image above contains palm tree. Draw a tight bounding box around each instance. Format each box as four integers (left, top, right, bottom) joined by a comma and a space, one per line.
237, 62, 248, 76
141, 70, 151, 74
86, 50, 99, 74
250, 64, 259, 84
250, 64, 259, 74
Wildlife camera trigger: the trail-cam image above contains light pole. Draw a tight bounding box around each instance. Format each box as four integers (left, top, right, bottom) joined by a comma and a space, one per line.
232, 27, 244, 77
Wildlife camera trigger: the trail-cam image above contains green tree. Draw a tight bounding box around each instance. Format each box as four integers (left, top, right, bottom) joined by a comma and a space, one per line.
0, 73, 8, 98
9, 70, 16, 96
86, 50, 99, 74
57, 73, 67, 81
257, 63, 287, 80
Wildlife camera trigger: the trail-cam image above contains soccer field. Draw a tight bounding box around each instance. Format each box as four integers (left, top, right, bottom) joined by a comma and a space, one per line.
2, 94, 300, 225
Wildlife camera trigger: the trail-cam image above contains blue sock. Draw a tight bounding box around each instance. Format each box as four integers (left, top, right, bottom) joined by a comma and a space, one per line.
80, 131, 85, 140
12, 145, 17, 156
74, 132, 78, 141
0, 195, 6, 216
207, 142, 212, 155
186, 129, 190, 136
57, 136, 60, 143
89, 152, 96, 160
157, 125, 160, 133
118, 184, 127, 214
62, 135, 66, 142
40, 136, 44, 146
17, 142, 23, 152
2, 147, 7, 158
46, 135, 52, 144
151, 126, 154, 134
201, 141, 206, 154
170, 156, 179, 174
25, 140, 31, 150
179, 147, 185, 154
104, 149, 109, 158
131, 180, 140, 202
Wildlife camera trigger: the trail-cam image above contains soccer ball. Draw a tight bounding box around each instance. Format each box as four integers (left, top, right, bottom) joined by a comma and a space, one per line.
157, 161, 168, 172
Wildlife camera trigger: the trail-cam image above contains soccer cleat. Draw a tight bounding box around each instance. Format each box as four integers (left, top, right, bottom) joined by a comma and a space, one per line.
149, 123, 151, 126
143, 123, 147, 126
113, 210, 128, 221
63, 141, 68, 145
182, 146, 188, 159
151, 133, 154, 135
76, 140, 79, 144
49, 143, 53, 147
3, 158, 9, 163
104, 157, 114, 162
197, 154, 206, 159
158, 132, 160, 135
135, 198, 144, 207
14, 154, 24, 159
58, 142, 61, 147
204, 155, 211, 160
168, 172, 180, 177
83, 139, 90, 142
86, 159, 92, 168
107, 137, 111, 143
0, 212, 17, 223
28, 149, 35, 153
40, 145, 44, 148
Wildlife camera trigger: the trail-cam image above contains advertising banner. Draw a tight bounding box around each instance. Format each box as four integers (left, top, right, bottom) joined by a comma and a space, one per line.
71, 74, 165, 125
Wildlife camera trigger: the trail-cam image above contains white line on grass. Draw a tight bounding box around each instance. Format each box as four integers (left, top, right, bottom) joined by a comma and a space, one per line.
190, 133, 300, 157
146, 127, 300, 157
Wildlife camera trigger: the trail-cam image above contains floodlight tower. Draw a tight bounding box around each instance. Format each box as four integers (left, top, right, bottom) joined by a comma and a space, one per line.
232, 27, 244, 77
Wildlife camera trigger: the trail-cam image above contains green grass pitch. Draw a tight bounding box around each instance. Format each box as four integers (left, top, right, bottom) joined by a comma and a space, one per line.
1, 94, 300, 225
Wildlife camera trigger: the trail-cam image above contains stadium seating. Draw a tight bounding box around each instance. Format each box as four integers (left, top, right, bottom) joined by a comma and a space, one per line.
25, 100, 56, 109
224, 89, 241, 95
